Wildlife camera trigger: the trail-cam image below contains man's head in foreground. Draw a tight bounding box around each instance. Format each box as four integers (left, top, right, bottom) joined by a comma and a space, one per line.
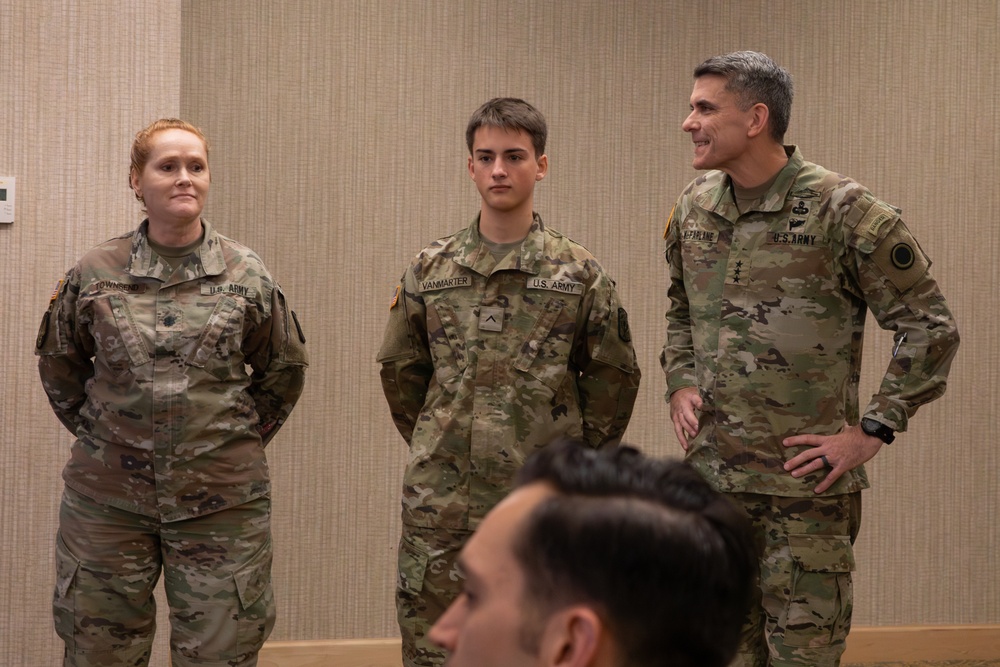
429, 438, 758, 667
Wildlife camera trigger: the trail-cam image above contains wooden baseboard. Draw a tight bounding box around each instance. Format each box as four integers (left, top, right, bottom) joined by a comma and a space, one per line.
258, 638, 401, 667
257, 626, 1000, 666
843, 625, 1000, 662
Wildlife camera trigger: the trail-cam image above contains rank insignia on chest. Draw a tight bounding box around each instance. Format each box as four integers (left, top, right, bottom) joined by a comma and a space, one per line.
478, 305, 504, 332
787, 198, 815, 230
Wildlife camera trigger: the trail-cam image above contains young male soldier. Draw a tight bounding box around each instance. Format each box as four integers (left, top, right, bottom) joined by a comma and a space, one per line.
429, 438, 758, 667
378, 97, 640, 667
662, 52, 960, 666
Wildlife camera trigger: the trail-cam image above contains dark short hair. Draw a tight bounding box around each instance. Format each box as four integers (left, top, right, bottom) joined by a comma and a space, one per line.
694, 51, 793, 142
465, 98, 547, 158
512, 439, 758, 667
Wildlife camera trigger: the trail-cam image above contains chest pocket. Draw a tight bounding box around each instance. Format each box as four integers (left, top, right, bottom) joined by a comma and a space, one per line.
513, 297, 575, 392
748, 232, 851, 348
425, 299, 468, 391
187, 295, 248, 379
754, 232, 838, 298
91, 295, 151, 377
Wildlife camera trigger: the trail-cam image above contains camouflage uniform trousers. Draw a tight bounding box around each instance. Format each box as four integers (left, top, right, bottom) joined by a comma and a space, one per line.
728, 492, 862, 667
54, 486, 275, 667
396, 524, 470, 667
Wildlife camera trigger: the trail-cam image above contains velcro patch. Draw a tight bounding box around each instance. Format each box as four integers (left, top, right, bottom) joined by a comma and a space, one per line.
95, 280, 147, 294
201, 283, 256, 298
419, 276, 471, 292
49, 279, 64, 303
389, 285, 401, 310
478, 306, 504, 332
869, 222, 929, 293
681, 229, 719, 244
856, 200, 897, 242
663, 203, 676, 239
617, 308, 631, 342
526, 277, 584, 295
767, 232, 823, 247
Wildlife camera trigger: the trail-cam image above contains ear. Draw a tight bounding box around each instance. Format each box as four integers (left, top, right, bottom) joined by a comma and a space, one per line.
746, 103, 770, 139
129, 169, 143, 200
535, 154, 548, 181
539, 606, 604, 667
468, 155, 476, 180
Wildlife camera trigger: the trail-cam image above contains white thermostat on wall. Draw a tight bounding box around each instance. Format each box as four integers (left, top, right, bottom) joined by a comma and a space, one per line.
0, 177, 14, 224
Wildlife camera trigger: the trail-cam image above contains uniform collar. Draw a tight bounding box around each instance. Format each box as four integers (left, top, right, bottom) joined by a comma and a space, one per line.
698, 146, 804, 221
457, 212, 547, 276
127, 219, 228, 281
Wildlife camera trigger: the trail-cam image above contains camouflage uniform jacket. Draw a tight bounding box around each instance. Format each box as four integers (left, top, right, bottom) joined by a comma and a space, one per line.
36, 220, 308, 522
378, 213, 640, 530
662, 147, 959, 497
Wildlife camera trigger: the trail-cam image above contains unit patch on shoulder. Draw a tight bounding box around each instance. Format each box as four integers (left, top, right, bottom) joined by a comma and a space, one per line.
389, 285, 401, 310
617, 307, 631, 343
870, 222, 929, 293
890, 243, 915, 270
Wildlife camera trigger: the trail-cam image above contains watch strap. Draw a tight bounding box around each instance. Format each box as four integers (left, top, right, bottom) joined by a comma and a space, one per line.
861, 418, 895, 444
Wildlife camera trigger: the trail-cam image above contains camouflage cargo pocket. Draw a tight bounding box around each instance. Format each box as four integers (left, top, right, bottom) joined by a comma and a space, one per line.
397, 534, 431, 596
782, 534, 854, 648
232, 537, 276, 656
52, 535, 81, 646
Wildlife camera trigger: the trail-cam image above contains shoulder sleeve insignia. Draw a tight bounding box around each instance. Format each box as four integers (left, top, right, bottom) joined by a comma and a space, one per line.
869, 221, 929, 293
855, 200, 898, 243
617, 307, 631, 343
389, 285, 401, 310
890, 242, 916, 270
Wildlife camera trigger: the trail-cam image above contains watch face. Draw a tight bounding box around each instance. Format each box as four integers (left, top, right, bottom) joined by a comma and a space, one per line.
862, 419, 894, 443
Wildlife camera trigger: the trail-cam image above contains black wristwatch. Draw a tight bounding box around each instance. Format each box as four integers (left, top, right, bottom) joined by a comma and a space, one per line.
861, 418, 895, 444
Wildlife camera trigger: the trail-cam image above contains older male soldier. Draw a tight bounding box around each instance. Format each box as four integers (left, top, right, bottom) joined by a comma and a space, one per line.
662, 51, 960, 666
429, 438, 757, 667
378, 98, 640, 667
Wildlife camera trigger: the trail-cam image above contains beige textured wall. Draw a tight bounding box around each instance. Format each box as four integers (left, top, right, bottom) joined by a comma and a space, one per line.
1, 1, 183, 664
1, 1, 997, 664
